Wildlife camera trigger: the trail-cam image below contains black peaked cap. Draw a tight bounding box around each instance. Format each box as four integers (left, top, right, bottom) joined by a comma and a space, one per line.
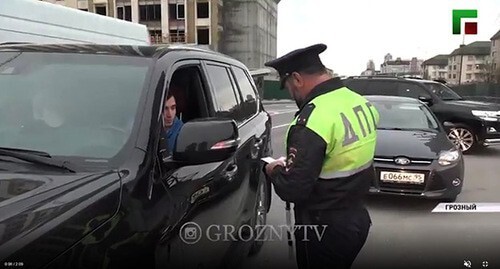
264, 43, 327, 89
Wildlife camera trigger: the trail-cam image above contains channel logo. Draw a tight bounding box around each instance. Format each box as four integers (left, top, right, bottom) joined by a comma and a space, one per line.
452, 9, 478, 35
179, 222, 202, 244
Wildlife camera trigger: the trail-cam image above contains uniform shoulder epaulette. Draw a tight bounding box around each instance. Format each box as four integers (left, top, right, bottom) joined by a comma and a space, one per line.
296, 103, 316, 126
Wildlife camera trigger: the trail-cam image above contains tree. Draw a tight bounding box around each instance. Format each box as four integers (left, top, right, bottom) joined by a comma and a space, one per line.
493, 66, 500, 83
476, 58, 495, 83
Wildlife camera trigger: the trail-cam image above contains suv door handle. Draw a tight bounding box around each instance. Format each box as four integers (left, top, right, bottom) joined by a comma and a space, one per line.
223, 162, 238, 182
254, 138, 264, 148
250, 137, 265, 159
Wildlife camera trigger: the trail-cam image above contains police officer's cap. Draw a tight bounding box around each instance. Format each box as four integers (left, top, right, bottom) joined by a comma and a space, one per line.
264, 43, 327, 89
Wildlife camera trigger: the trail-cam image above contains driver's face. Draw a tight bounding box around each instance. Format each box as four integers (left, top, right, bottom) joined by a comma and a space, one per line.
163, 96, 177, 127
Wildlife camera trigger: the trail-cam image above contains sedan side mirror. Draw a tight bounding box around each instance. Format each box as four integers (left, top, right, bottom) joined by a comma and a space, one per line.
418, 96, 433, 106
173, 118, 239, 165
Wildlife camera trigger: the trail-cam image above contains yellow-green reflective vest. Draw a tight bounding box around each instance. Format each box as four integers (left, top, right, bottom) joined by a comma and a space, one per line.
286, 87, 380, 179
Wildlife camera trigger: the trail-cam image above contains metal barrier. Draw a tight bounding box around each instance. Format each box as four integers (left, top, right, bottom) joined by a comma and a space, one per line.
463, 96, 500, 104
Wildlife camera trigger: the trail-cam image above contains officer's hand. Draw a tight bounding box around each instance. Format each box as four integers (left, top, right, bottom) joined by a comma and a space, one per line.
265, 157, 286, 177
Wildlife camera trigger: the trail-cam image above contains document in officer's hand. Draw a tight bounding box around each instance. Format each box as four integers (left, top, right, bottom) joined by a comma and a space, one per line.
261, 157, 277, 164
261, 156, 286, 164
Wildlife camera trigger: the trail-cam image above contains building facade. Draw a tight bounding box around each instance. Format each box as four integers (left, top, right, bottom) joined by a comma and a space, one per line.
39, 0, 279, 69
384, 53, 392, 63
219, 0, 279, 69
447, 41, 491, 85
367, 59, 375, 71
360, 70, 376, 76
422, 54, 448, 80
380, 56, 423, 76
491, 29, 500, 82
360, 60, 376, 76
40, 0, 223, 49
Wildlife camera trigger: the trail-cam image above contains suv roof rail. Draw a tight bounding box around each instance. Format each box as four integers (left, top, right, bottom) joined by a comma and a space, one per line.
346, 75, 402, 79
0, 42, 32, 46
433, 79, 447, 84
399, 75, 423, 80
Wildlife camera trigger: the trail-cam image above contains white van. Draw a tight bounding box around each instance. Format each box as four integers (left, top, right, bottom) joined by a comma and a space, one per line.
0, 0, 150, 45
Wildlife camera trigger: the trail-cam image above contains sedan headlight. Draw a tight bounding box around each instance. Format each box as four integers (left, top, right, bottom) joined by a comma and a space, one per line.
471, 110, 500, 122
438, 149, 461, 166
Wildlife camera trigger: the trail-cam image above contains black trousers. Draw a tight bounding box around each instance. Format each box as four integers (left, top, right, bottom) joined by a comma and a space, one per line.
294, 208, 371, 269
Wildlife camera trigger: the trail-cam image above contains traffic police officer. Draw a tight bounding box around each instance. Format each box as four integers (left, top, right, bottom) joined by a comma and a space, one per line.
264, 43, 380, 269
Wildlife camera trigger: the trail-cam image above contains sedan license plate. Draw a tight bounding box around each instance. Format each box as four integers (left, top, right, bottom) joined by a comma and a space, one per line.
380, 171, 424, 184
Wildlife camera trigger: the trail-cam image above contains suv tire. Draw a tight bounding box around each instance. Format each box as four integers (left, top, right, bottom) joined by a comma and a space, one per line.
447, 123, 476, 154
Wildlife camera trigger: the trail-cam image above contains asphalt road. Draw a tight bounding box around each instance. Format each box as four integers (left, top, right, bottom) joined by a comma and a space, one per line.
242, 101, 500, 269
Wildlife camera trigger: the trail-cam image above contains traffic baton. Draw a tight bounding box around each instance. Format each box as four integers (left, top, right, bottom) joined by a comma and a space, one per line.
285, 202, 294, 259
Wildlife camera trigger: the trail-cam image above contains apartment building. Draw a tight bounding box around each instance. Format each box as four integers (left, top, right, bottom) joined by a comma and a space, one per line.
219, 0, 279, 69
39, 0, 279, 69
491, 29, 500, 82
40, 0, 224, 50
422, 54, 448, 80
380, 56, 423, 76
447, 41, 491, 85
360, 60, 378, 76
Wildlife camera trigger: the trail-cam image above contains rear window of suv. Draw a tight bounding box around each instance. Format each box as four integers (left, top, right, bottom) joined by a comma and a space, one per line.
345, 79, 398, 96
424, 83, 463, 100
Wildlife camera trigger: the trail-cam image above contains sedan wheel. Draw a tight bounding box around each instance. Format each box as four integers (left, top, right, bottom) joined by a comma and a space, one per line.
448, 127, 475, 152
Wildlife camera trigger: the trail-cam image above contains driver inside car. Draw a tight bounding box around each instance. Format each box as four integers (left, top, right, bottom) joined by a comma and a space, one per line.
163, 86, 184, 155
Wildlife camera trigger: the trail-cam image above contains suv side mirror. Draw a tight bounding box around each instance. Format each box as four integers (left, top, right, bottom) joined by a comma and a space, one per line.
173, 118, 239, 165
443, 121, 455, 127
418, 96, 433, 106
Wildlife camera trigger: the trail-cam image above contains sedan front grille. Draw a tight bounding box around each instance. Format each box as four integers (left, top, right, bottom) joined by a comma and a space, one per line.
374, 157, 433, 165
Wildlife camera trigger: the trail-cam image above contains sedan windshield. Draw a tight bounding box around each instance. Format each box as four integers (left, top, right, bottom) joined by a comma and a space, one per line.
0, 52, 151, 159
425, 83, 463, 101
372, 101, 440, 131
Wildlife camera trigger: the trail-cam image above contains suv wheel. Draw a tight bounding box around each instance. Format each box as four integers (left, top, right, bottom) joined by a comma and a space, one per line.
447, 124, 476, 153
248, 176, 268, 256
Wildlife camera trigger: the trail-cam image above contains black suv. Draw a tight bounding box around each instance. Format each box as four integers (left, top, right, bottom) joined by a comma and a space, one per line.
0, 44, 272, 268
343, 76, 500, 153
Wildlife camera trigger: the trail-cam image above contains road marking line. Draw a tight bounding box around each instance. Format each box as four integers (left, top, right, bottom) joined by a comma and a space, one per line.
268, 109, 297, 115
272, 123, 290, 129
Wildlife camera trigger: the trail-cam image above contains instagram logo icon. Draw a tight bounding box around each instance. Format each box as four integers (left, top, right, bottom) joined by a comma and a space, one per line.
179, 222, 202, 244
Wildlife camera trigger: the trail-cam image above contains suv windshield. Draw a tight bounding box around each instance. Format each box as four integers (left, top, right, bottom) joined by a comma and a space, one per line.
372, 101, 440, 131
0, 52, 151, 159
425, 83, 463, 100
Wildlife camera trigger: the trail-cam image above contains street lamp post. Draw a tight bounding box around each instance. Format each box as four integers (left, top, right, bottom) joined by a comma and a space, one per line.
458, 54, 464, 85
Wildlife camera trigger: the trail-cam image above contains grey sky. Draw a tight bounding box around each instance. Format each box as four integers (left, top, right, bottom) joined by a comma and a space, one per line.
277, 0, 500, 76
